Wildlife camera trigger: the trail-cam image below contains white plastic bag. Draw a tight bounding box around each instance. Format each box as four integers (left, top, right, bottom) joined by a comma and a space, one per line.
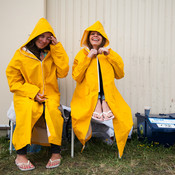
7, 101, 16, 122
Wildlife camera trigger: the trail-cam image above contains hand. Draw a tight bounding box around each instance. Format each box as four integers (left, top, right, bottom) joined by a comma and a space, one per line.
34, 93, 47, 103
87, 49, 98, 58
98, 47, 110, 55
50, 36, 58, 45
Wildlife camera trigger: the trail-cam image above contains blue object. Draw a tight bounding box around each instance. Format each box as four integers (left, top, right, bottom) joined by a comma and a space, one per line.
135, 113, 175, 146
27, 144, 41, 153
145, 109, 150, 117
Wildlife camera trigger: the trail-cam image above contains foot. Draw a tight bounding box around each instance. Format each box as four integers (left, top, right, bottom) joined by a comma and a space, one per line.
92, 99, 103, 121
15, 154, 35, 171
46, 153, 61, 169
102, 100, 114, 120
92, 112, 103, 121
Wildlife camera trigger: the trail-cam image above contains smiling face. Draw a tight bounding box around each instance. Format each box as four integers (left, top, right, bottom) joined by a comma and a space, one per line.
89, 31, 103, 49
35, 32, 52, 49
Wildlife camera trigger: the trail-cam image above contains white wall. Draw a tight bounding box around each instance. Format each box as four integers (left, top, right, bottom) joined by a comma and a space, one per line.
1, 0, 175, 127
0, 0, 46, 125
46, 0, 175, 126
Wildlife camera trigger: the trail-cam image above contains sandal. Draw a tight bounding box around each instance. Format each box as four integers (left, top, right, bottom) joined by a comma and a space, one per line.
15, 160, 35, 171
103, 110, 114, 121
46, 158, 61, 169
92, 112, 103, 121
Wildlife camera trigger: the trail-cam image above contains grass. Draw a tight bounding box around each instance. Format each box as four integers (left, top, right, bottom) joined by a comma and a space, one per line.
0, 133, 175, 175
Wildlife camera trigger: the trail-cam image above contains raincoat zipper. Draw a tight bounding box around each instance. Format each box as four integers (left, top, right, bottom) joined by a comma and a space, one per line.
20, 48, 45, 95
97, 56, 100, 93
40, 61, 45, 96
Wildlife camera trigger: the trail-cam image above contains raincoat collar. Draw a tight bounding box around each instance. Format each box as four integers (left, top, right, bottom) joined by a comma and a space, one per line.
80, 21, 109, 48
21, 18, 56, 48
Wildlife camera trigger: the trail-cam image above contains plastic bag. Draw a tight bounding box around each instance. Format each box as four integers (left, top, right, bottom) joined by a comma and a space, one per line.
7, 101, 16, 122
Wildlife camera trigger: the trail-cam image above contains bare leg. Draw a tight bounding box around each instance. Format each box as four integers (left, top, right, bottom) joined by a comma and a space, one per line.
92, 99, 103, 121
102, 100, 114, 120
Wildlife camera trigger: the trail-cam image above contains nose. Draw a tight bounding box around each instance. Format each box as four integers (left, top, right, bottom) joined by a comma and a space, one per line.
42, 37, 47, 43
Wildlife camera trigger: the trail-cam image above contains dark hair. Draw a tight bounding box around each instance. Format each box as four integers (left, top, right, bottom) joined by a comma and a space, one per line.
25, 35, 51, 59
87, 31, 106, 50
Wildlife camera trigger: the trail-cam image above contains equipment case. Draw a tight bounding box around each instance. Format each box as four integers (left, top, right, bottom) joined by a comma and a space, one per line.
135, 113, 175, 146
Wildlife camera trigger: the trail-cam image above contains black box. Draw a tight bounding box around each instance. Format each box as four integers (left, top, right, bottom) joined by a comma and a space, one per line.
135, 113, 175, 146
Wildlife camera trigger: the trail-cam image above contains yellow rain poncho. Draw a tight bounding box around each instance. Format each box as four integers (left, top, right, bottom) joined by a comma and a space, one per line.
6, 18, 69, 150
71, 21, 133, 157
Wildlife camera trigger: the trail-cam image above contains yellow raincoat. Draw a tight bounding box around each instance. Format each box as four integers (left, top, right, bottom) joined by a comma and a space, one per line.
71, 21, 133, 157
6, 18, 69, 150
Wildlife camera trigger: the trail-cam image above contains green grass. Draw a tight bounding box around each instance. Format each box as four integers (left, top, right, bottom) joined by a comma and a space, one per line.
1, 133, 175, 175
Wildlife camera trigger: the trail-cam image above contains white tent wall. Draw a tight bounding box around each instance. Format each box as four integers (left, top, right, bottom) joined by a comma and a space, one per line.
46, 0, 175, 126
0, 0, 175, 127
0, 0, 46, 125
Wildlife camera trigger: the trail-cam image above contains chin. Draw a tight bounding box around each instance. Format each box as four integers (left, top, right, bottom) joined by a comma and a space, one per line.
92, 42, 101, 46
38, 45, 45, 49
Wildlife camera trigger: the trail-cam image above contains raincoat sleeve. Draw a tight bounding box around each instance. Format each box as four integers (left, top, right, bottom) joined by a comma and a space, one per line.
107, 49, 125, 79
6, 51, 40, 99
72, 49, 91, 83
50, 42, 69, 78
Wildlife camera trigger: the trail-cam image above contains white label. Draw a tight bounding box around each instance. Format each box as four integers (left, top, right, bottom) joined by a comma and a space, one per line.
157, 124, 175, 128
149, 118, 175, 124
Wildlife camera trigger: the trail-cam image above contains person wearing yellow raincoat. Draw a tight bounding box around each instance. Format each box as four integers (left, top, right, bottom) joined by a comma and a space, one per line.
6, 18, 69, 171
71, 21, 133, 158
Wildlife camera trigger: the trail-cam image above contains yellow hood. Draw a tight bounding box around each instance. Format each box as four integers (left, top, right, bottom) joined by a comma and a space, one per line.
22, 18, 56, 47
80, 21, 109, 48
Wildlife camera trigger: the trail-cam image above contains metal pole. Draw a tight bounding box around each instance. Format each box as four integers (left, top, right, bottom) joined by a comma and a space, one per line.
71, 127, 74, 158
9, 121, 14, 155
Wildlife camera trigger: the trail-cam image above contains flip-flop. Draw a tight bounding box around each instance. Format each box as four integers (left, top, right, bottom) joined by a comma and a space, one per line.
46, 158, 61, 169
15, 160, 35, 171
92, 112, 103, 121
103, 110, 114, 121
